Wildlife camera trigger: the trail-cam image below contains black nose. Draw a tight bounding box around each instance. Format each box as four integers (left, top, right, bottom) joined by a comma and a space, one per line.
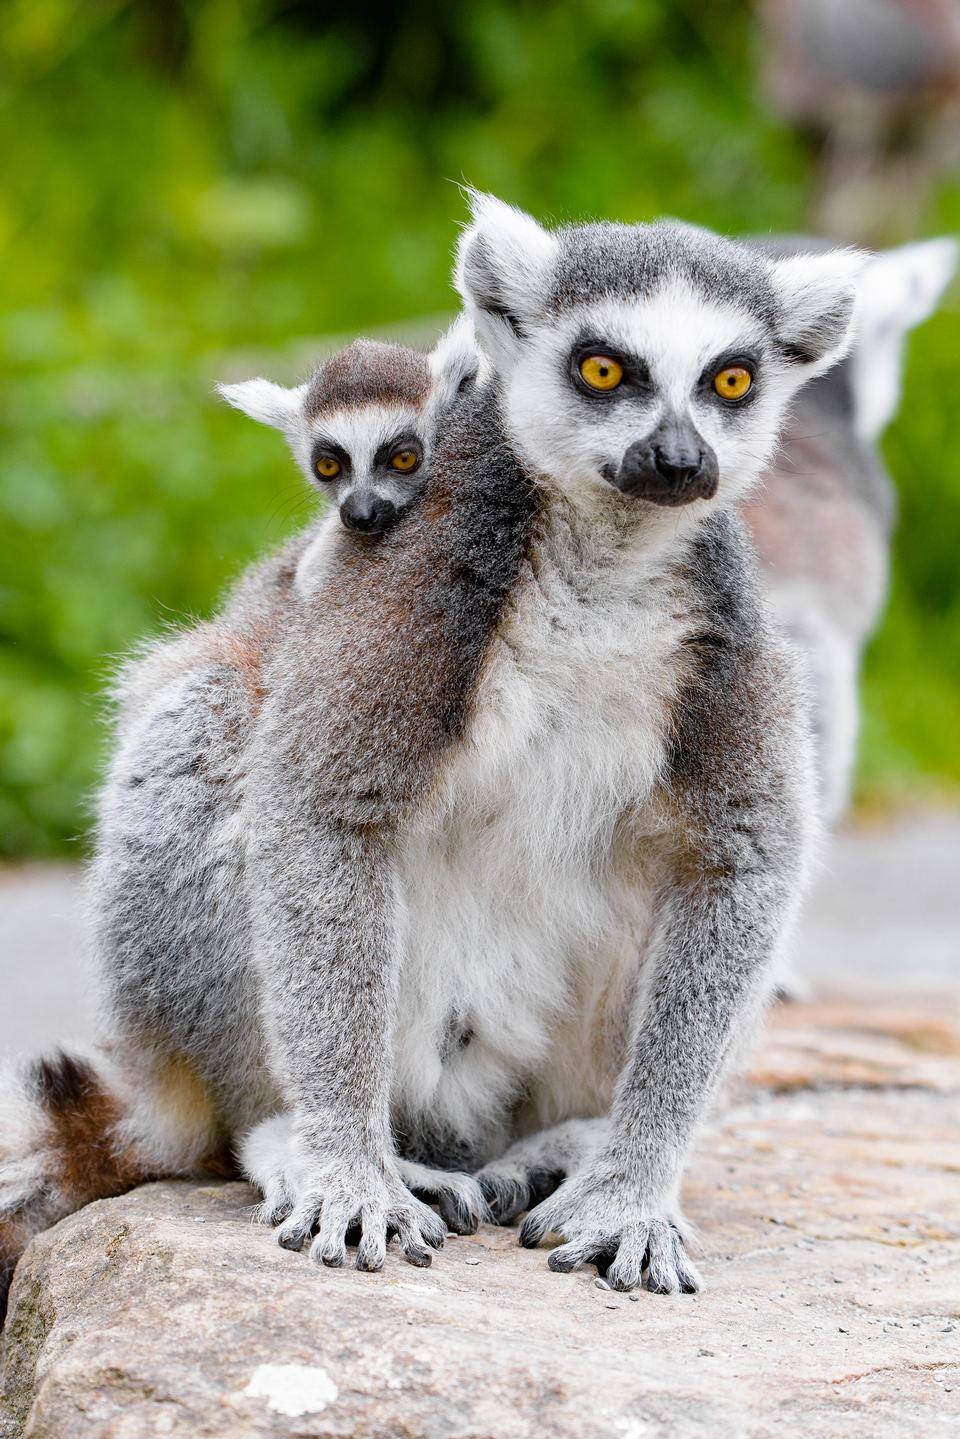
339, 494, 398, 534
612, 413, 719, 507
653, 446, 703, 487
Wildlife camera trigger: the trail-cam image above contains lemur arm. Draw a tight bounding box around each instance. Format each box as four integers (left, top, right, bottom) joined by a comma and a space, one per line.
252, 816, 397, 1160
246, 671, 447, 1272
520, 625, 814, 1293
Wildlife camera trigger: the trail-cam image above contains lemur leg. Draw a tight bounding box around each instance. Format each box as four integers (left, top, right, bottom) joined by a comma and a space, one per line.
517, 864, 791, 1293
249, 801, 446, 1272
785, 616, 858, 828
239, 1114, 300, 1224
474, 1119, 609, 1224
93, 653, 278, 1137
772, 615, 856, 1002
240, 1115, 488, 1235
520, 648, 812, 1294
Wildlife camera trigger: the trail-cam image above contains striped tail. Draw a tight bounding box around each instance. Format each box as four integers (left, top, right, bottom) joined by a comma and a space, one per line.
0, 1048, 162, 1322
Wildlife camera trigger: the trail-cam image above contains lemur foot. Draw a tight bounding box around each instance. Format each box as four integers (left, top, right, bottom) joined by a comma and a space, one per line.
395, 1158, 488, 1235
474, 1118, 608, 1224
518, 1166, 700, 1294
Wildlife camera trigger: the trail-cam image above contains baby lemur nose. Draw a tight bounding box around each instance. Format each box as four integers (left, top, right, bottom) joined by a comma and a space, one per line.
339, 493, 398, 534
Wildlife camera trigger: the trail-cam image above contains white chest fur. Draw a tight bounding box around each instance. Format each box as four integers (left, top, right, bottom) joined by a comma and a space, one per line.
390, 509, 693, 1158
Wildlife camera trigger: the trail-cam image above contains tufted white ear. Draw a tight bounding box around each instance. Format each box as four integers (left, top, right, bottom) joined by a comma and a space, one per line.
770, 248, 868, 377
851, 237, 957, 440
453, 191, 558, 364
217, 378, 307, 433
428, 313, 481, 412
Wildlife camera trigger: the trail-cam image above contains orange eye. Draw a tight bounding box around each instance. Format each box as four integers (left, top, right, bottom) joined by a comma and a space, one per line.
315, 456, 341, 479
390, 449, 419, 472
578, 354, 624, 391
713, 366, 752, 401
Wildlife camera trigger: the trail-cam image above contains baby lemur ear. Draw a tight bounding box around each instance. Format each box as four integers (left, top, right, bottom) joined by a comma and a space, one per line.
454, 190, 558, 362
770, 248, 868, 376
217, 377, 307, 434
428, 313, 480, 412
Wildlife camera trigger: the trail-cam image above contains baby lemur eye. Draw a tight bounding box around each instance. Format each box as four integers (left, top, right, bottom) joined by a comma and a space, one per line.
578, 354, 624, 392
315, 456, 341, 479
390, 449, 420, 473
713, 366, 753, 401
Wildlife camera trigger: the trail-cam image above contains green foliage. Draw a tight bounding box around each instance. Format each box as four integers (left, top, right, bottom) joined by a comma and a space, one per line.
1, 0, 958, 854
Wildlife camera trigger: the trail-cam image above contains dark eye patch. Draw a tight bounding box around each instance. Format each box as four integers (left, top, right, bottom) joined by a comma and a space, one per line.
310, 439, 351, 475
698, 349, 761, 404
374, 432, 422, 469
568, 339, 652, 399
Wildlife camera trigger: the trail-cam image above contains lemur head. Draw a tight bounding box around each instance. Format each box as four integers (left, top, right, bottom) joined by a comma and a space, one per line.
455, 193, 866, 510
219, 317, 477, 535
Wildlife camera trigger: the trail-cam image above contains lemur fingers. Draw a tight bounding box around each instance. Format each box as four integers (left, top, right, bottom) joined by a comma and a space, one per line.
274, 1180, 446, 1272
241, 1116, 450, 1274
517, 1167, 700, 1295
240, 1114, 488, 1239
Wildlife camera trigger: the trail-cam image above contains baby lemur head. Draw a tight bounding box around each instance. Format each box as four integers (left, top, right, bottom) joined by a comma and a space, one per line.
219, 317, 476, 535
455, 192, 866, 511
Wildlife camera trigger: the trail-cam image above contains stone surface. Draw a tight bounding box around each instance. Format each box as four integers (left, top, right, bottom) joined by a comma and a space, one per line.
2, 988, 958, 1439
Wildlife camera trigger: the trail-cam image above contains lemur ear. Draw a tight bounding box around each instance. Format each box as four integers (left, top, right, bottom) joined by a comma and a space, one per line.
454, 191, 558, 361
770, 249, 868, 375
217, 378, 306, 433
428, 313, 480, 411
850, 237, 957, 440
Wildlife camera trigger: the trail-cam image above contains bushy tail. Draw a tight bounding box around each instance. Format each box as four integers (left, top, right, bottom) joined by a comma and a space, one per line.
0, 1048, 164, 1322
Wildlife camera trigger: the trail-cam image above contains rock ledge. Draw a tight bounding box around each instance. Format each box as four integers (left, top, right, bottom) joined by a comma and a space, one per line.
2, 990, 959, 1439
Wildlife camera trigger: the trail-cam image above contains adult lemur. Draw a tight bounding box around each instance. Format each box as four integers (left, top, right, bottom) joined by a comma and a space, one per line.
0, 196, 863, 1308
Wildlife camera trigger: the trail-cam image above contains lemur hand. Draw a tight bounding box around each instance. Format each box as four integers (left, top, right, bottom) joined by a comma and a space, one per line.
518, 1162, 701, 1294
275, 1154, 447, 1271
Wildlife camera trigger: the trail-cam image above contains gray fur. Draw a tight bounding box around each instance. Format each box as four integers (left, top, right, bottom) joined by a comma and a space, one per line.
744, 235, 955, 820
2, 197, 864, 1309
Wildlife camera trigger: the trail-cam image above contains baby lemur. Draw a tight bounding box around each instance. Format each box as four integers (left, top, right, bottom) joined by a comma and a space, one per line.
221, 316, 477, 535
1, 196, 863, 1311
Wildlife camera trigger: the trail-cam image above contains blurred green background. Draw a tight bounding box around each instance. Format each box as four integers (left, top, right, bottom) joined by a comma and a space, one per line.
1, 0, 959, 857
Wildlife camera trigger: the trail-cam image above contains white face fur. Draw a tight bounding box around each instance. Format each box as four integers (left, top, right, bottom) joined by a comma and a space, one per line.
455, 194, 866, 513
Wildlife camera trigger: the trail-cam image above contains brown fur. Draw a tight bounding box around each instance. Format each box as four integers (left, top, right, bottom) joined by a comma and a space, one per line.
261, 384, 541, 831
0, 1053, 236, 1322
742, 455, 886, 627
33, 1054, 154, 1208
213, 628, 271, 708
305, 339, 430, 418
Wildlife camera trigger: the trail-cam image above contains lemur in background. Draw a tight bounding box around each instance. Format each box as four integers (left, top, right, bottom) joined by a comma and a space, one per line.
0, 195, 862, 1311
744, 236, 956, 821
